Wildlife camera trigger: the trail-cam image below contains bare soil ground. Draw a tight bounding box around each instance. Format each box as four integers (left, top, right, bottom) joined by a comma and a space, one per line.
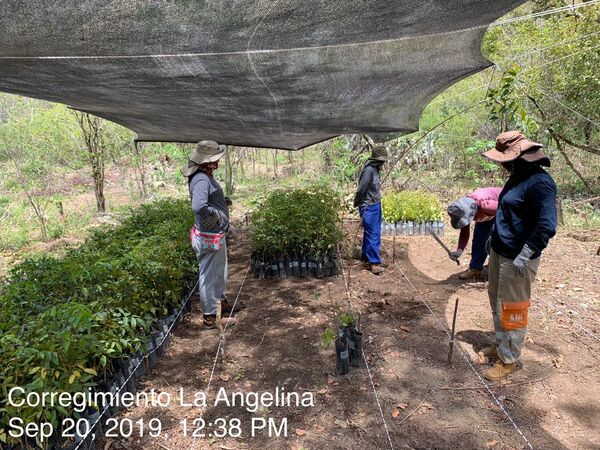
100, 224, 599, 450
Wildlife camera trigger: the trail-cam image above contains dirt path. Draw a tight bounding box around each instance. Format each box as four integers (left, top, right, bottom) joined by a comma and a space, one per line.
102, 226, 599, 450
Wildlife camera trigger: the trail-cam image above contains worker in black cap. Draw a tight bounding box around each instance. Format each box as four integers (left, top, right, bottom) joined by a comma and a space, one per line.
354, 146, 388, 275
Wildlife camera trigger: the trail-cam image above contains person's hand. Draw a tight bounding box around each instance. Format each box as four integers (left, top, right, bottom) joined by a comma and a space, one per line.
201, 210, 221, 229
225, 196, 233, 207
449, 249, 462, 263
513, 245, 535, 277
485, 237, 491, 255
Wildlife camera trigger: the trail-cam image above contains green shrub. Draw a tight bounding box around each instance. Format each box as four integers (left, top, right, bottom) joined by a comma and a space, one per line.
250, 184, 344, 258
0, 199, 196, 447
382, 190, 443, 223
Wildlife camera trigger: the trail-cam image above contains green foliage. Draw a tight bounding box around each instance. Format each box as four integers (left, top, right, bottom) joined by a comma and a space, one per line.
0, 199, 196, 446
486, 65, 538, 134
457, 141, 504, 187
250, 184, 344, 258
562, 200, 600, 230
338, 313, 356, 327
321, 328, 335, 349
483, 2, 600, 194
382, 190, 443, 223
321, 313, 356, 349
321, 137, 370, 184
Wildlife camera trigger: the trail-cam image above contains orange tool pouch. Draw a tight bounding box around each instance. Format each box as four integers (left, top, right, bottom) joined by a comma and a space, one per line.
501, 300, 531, 330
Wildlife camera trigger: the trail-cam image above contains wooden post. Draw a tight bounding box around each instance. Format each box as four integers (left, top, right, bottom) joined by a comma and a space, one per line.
448, 297, 459, 365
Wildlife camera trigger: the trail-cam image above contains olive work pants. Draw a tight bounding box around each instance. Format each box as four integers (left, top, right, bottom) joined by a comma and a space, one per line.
487, 248, 540, 364
192, 234, 228, 316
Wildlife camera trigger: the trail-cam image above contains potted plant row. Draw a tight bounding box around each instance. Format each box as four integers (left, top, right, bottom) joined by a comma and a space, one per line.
0, 200, 197, 450
381, 190, 445, 236
249, 185, 344, 279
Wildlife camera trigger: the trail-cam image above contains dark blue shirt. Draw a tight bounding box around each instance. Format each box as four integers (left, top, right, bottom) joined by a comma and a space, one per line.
491, 165, 557, 260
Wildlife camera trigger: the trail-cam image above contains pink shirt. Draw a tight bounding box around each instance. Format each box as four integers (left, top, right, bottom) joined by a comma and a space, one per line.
457, 187, 502, 251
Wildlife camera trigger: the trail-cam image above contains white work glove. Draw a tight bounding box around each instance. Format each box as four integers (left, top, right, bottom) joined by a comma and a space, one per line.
513, 245, 535, 277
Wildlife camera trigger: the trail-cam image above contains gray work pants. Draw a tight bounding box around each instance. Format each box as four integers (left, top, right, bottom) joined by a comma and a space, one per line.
487, 249, 540, 364
192, 234, 228, 316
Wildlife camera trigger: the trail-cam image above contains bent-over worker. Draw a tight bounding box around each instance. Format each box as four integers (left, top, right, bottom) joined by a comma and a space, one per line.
447, 187, 502, 280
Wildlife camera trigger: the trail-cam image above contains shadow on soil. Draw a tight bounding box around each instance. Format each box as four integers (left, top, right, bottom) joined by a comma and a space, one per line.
107, 231, 569, 450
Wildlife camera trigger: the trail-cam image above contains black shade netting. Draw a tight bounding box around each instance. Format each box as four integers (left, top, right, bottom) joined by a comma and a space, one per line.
0, 1, 526, 149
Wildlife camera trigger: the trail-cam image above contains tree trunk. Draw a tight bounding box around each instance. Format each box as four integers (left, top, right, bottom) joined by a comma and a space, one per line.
556, 197, 564, 227
287, 150, 294, 175
8, 154, 49, 241
75, 112, 107, 213
239, 149, 246, 178
132, 141, 148, 199
553, 134, 597, 195
224, 147, 234, 196
25, 190, 48, 241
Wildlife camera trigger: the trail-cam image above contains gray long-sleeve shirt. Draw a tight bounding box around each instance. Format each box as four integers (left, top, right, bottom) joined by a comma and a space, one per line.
353, 162, 381, 208
188, 171, 229, 233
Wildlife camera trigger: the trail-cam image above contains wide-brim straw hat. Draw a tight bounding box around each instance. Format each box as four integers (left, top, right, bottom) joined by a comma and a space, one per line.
181, 140, 227, 177
368, 145, 388, 162
483, 131, 546, 163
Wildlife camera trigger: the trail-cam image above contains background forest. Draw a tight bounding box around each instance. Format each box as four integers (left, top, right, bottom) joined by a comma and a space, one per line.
1, 0, 598, 275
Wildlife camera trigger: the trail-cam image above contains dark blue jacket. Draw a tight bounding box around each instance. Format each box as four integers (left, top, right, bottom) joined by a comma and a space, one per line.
353, 162, 382, 208
491, 165, 557, 260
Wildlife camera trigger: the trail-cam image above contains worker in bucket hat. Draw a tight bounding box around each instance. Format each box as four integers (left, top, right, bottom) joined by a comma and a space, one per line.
183, 141, 241, 329
480, 131, 557, 381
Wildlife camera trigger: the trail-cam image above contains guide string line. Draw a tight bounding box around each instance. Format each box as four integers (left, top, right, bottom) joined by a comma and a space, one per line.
190, 262, 251, 450
380, 243, 535, 450
337, 246, 395, 450
73, 279, 200, 450
535, 88, 600, 129
429, 30, 600, 107
1, 1, 598, 60
538, 296, 600, 345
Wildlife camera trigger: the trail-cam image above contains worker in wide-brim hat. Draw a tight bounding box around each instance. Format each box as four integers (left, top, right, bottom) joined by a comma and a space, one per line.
353, 145, 388, 275
480, 131, 557, 381
446, 186, 502, 280
183, 140, 241, 329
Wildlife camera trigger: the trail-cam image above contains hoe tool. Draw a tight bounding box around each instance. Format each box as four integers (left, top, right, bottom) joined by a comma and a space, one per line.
426, 226, 459, 265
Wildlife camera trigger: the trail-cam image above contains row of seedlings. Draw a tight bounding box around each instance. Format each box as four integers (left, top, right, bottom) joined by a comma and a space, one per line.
250, 252, 339, 279
55, 291, 193, 450
249, 185, 344, 279
381, 190, 445, 237
0, 200, 198, 450
381, 220, 445, 236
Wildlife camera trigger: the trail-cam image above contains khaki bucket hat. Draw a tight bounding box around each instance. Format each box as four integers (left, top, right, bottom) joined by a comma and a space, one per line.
181, 140, 227, 177
483, 131, 545, 163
